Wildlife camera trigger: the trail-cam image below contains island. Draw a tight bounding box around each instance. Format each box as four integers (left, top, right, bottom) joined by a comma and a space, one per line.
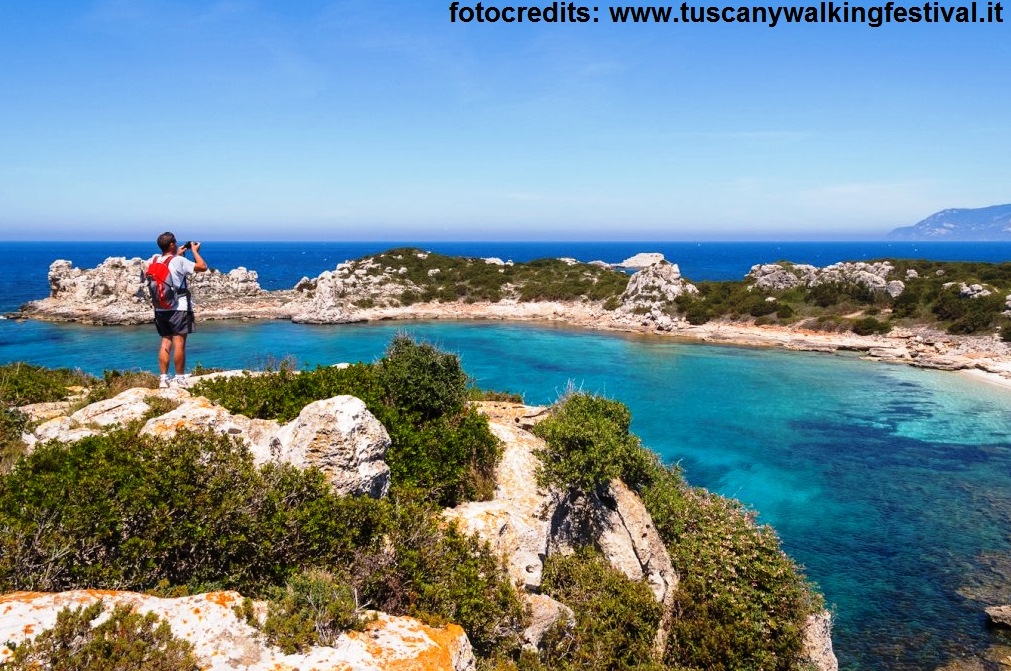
13, 247, 1011, 386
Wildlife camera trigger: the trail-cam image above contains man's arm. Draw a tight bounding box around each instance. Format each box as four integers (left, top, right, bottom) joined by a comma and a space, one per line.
190, 242, 208, 273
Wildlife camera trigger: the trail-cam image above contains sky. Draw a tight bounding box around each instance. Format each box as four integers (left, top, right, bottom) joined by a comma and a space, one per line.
0, 1, 1008, 241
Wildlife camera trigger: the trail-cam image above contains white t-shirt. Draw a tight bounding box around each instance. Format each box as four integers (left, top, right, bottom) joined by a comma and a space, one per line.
152, 254, 197, 312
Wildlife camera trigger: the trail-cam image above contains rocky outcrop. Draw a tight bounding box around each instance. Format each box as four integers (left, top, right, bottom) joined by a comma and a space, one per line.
19, 257, 290, 324
446, 402, 679, 652
616, 261, 699, 331
0, 590, 475, 671
748, 261, 905, 297
289, 254, 423, 324
801, 611, 838, 671
618, 252, 666, 269
24, 379, 391, 499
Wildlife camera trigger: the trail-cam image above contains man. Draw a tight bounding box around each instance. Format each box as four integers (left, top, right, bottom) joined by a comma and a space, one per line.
151, 232, 207, 388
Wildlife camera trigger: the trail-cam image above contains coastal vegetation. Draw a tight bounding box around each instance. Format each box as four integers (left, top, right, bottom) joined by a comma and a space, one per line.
349, 247, 630, 305
0, 337, 821, 670
331, 248, 1011, 337
672, 259, 1011, 336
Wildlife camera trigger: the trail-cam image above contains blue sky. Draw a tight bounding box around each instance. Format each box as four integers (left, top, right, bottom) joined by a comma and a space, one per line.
0, 1, 1008, 240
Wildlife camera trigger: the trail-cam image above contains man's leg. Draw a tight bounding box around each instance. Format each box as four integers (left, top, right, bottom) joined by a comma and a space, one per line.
172, 334, 188, 375
158, 336, 172, 375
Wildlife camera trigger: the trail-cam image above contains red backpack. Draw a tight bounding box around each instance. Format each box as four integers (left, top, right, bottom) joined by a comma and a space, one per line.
144, 254, 179, 309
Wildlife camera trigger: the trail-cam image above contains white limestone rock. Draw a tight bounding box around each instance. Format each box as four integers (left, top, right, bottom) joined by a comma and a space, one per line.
19, 257, 281, 324
140, 395, 281, 463
0, 590, 476, 671
29, 387, 190, 445
273, 396, 392, 498
618, 253, 666, 269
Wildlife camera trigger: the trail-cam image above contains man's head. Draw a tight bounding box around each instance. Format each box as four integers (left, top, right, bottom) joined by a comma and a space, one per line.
157, 232, 177, 253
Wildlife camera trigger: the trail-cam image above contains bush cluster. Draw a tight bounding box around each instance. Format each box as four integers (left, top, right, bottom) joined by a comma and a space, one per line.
2, 601, 200, 671
532, 391, 819, 671
0, 362, 92, 406
346, 248, 628, 305
0, 344, 822, 671
669, 259, 1011, 335
535, 548, 663, 671
0, 429, 524, 656
193, 334, 501, 506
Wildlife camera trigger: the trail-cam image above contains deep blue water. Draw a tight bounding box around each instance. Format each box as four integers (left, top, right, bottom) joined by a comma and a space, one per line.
5, 241, 1011, 670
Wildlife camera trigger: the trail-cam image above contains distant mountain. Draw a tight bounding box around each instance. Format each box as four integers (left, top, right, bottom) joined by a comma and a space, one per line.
889, 204, 1011, 240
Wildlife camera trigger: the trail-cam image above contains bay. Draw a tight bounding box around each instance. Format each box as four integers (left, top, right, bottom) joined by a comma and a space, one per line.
5, 241, 1011, 670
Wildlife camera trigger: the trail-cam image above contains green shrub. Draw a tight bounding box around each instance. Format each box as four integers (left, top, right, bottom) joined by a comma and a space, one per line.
0, 426, 524, 660
0, 408, 28, 474
653, 487, 817, 671
248, 569, 371, 654
1000, 320, 1011, 343
776, 304, 795, 319
534, 393, 820, 671
3, 601, 199, 671
377, 334, 468, 422
851, 316, 891, 336
532, 392, 656, 492
537, 548, 662, 671
0, 362, 93, 406
748, 300, 778, 318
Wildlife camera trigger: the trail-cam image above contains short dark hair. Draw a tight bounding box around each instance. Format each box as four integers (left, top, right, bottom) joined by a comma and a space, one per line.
157, 232, 177, 253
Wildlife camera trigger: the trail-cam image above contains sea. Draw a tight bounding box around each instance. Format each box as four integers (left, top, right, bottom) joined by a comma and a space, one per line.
5, 240, 1011, 671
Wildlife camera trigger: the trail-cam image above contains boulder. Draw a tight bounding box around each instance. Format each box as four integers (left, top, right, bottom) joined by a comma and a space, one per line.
521, 593, 574, 650
273, 396, 392, 498
0, 590, 475, 671
548, 480, 677, 605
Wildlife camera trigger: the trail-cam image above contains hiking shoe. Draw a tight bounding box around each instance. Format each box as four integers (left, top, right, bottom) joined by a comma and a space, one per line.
159, 374, 171, 389
173, 375, 190, 389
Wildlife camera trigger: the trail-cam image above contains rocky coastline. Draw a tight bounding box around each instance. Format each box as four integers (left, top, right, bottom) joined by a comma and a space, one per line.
12, 251, 1011, 389
5, 380, 838, 671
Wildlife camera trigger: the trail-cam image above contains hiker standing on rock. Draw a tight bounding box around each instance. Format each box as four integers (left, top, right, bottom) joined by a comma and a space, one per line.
147, 232, 207, 388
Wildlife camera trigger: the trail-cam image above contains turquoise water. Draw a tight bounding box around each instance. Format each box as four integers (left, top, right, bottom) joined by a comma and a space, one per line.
4, 317, 1011, 670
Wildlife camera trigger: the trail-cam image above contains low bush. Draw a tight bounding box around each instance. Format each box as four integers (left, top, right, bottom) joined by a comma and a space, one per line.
3, 600, 199, 671
0, 362, 92, 406
532, 392, 656, 492
537, 548, 663, 671
0, 408, 28, 474
241, 569, 371, 654
0, 428, 524, 658
1001, 320, 1011, 343
851, 316, 891, 336
534, 392, 820, 671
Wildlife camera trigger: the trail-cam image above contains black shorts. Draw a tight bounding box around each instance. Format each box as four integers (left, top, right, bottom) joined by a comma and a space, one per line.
154, 310, 194, 337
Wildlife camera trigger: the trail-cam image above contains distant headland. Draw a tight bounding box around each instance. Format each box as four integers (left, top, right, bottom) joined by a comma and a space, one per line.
889, 203, 1011, 240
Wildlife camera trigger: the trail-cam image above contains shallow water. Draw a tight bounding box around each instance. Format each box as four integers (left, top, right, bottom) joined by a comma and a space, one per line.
4, 318, 1011, 669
